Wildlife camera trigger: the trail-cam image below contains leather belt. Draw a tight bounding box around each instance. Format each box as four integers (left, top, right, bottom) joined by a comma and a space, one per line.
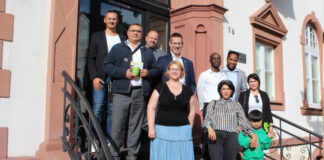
131, 86, 142, 90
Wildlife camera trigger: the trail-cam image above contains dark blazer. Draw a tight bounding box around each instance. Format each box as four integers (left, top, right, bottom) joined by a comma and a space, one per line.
103, 42, 159, 98
238, 90, 273, 124
87, 31, 125, 81
156, 54, 196, 93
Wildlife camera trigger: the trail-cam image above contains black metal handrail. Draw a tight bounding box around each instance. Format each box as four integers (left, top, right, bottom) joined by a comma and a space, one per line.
272, 114, 323, 138
61, 70, 114, 160
264, 113, 323, 160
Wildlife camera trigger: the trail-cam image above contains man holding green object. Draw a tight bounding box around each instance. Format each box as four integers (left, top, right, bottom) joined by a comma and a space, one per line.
132, 66, 140, 76
104, 23, 159, 160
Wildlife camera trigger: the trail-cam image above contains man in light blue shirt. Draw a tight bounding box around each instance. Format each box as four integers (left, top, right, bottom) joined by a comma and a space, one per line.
222, 51, 248, 101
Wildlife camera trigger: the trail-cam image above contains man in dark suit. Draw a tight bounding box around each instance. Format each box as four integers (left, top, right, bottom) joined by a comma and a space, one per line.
87, 10, 125, 144
104, 23, 159, 160
157, 32, 196, 93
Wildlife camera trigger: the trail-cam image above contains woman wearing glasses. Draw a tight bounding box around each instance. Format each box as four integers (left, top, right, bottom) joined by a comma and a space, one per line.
147, 61, 195, 160
238, 73, 274, 135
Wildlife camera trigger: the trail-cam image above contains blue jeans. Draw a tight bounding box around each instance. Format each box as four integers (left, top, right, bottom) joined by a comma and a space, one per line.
92, 76, 112, 142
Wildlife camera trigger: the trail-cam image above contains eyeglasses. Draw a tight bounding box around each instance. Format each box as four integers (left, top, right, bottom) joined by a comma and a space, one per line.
254, 95, 259, 103
171, 42, 183, 46
128, 29, 142, 33
169, 68, 181, 72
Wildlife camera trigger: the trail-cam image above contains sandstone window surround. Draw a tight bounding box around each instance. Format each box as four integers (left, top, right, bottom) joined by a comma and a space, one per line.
250, 2, 287, 111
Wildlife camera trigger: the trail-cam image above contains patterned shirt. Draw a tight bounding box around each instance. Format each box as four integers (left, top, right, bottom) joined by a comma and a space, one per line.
203, 99, 253, 136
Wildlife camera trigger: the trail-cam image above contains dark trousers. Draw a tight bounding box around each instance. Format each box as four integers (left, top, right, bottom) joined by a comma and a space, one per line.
202, 103, 210, 160
208, 130, 239, 160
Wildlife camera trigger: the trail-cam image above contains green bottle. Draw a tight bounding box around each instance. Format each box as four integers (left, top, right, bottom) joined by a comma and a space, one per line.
264, 122, 269, 133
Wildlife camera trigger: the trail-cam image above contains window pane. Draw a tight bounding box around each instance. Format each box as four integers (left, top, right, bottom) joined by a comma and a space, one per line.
305, 24, 320, 105
149, 16, 168, 52
310, 28, 313, 47
265, 47, 273, 71
256, 43, 261, 71
265, 71, 273, 97
311, 55, 319, 79
153, 0, 168, 4
306, 79, 311, 102
305, 27, 308, 46
312, 80, 320, 104
255, 42, 275, 98
305, 52, 310, 78
77, 0, 91, 90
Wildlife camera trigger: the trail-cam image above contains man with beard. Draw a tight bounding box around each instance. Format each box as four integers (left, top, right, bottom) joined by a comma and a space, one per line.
197, 52, 227, 117
222, 51, 248, 101
145, 30, 166, 60
87, 10, 125, 145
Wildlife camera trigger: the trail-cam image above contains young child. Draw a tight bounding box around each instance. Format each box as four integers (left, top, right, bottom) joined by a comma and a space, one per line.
238, 110, 272, 160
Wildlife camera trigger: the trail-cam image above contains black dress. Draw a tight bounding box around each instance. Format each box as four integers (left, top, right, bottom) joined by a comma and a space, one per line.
155, 83, 193, 126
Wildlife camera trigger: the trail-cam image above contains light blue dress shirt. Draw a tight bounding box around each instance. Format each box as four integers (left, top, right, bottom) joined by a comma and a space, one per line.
224, 66, 239, 101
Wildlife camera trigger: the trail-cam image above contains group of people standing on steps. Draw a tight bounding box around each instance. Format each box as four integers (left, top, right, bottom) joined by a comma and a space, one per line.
88, 9, 275, 160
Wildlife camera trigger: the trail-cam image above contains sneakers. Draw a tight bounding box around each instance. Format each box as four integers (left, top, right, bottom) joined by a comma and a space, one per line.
91, 143, 96, 152
91, 140, 99, 152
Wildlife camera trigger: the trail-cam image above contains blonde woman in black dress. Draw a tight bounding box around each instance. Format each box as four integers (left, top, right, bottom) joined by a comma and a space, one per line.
147, 61, 195, 160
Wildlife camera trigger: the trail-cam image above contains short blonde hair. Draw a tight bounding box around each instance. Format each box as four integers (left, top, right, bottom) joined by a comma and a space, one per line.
165, 61, 185, 79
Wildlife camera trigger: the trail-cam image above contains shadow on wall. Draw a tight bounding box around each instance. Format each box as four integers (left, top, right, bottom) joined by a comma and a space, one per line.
270, 0, 295, 19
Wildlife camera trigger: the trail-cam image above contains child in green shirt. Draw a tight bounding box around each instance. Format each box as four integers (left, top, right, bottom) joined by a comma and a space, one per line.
238, 110, 273, 160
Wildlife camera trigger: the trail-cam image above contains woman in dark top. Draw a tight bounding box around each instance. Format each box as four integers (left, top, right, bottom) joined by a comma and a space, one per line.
147, 61, 195, 160
203, 80, 256, 160
238, 73, 274, 136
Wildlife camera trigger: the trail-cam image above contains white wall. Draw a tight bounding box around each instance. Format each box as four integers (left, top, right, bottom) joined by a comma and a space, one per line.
274, 0, 324, 136
223, 0, 324, 136
223, 0, 264, 73
0, 0, 51, 157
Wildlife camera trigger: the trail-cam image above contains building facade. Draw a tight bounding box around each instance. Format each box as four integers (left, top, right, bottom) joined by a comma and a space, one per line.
0, 0, 324, 159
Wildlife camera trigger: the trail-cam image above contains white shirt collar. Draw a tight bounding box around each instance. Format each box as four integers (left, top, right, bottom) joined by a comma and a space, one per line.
125, 40, 141, 50
207, 68, 223, 73
171, 52, 182, 60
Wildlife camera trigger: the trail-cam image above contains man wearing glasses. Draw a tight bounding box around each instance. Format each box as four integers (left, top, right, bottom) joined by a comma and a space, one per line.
104, 23, 159, 160
156, 32, 196, 93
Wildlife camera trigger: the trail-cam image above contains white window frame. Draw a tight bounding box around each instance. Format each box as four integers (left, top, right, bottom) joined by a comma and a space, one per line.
305, 24, 320, 107
256, 41, 275, 99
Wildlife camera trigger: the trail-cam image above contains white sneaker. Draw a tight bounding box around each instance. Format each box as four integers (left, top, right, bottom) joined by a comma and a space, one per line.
91, 143, 96, 152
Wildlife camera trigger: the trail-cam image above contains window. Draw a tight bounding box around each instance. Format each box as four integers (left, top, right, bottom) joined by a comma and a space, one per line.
256, 42, 275, 99
300, 13, 324, 115
304, 24, 320, 106
250, 3, 287, 110
149, 16, 168, 52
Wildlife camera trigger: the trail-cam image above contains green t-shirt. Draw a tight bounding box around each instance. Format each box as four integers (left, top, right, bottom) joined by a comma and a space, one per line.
238, 128, 271, 160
